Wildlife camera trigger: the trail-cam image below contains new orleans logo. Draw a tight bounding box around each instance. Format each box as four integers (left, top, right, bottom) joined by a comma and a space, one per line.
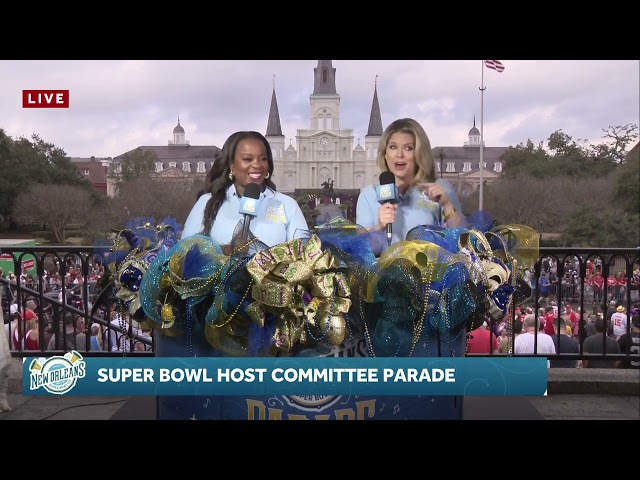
28, 351, 86, 395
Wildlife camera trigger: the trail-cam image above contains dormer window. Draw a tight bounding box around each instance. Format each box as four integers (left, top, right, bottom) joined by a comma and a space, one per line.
182, 162, 191, 172
155, 162, 163, 172
169, 162, 177, 168
494, 161, 503, 173
462, 162, 471, 173
197, 161, 206, 173
478, 161, 487, 170
446, 162, 455, 173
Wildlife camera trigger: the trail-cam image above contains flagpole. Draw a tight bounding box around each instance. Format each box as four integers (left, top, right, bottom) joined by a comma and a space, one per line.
479, 60, 486, 211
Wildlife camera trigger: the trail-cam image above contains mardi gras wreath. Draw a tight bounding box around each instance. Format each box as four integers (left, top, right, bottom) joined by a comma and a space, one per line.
92, 214, 538, 358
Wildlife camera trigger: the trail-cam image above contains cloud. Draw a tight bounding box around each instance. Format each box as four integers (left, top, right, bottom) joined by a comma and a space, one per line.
1, 60, 638, 157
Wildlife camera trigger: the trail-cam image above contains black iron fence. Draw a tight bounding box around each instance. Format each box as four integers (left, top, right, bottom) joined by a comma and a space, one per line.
1, 245, 153, 358
1, 244, 639, 366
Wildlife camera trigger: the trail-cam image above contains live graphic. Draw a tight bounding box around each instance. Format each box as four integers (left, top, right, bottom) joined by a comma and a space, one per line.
22, 90, 70, 108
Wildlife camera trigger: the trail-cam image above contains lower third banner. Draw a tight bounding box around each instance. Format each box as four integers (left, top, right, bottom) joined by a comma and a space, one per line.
24, 353, 547, 397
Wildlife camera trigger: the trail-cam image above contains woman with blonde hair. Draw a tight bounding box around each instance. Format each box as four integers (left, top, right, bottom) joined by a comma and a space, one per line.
356, 118, 465, 251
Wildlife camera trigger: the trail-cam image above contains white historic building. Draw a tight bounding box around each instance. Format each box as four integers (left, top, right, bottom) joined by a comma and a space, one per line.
100, 60, 508, 198
265, 60, 381, 194
264, 60, 508, 196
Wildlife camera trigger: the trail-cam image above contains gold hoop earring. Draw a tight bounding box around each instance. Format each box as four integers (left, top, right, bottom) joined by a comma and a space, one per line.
265, 172, 270, 179
228, 171, 234, 180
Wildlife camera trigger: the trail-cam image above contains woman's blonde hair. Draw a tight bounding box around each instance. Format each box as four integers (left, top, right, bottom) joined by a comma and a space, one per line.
376, 118, 436, 184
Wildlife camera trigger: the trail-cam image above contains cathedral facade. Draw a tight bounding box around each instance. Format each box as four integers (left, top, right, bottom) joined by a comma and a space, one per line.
265, 60, 382, 194
264, 60, 508, 197
91, 60, 509, 199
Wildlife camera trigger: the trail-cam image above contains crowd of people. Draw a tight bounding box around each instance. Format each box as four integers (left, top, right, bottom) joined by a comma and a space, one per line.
532, 256, 639, 305
467, 296, 640, 369
1, 258, 153, 354
3, 294, 153, 354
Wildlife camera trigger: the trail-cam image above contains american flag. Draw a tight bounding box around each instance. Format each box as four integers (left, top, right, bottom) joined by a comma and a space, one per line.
484, 60, 505, 73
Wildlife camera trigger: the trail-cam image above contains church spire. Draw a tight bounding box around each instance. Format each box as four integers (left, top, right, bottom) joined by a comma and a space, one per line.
266, 77, 283, 137
366, 75, 383, 136
313, 60, 337, 95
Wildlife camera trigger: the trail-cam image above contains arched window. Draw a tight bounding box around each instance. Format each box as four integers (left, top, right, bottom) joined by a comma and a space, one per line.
326, 115, 333, 129
322, 68, 328, 83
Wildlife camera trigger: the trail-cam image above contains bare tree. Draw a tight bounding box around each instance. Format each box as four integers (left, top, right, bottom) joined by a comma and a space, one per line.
462, 174, 615, 233
114, 176, 199, 225
11, 184, 94, 244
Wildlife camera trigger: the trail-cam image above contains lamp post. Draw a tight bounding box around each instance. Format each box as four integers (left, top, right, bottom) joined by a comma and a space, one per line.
439, 148, 445, 179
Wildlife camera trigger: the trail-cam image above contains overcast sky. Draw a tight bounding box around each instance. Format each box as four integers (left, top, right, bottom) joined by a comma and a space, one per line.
1, 60, 638, 158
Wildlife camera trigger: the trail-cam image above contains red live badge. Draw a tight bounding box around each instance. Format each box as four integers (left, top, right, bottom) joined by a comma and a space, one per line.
22, 90, 70, 108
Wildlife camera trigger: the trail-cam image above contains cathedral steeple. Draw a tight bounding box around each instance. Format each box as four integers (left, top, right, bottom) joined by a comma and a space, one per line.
313, 60, 337, 95
266, 79, 284, 137
366, 76, 383, 136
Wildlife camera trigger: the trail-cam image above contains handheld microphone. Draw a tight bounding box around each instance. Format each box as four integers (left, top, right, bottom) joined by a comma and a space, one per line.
239, 182, 262, 242
375, 171, 398, 246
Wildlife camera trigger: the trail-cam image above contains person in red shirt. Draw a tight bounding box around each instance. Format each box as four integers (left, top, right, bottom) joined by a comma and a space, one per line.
11, 308, 39, 351
615, 272, 627, 301
466, 321, 499, 354
607, 274, 617, 301
544, 306, 557, 336
563, 304, 580, 339
592, 271, 605, 304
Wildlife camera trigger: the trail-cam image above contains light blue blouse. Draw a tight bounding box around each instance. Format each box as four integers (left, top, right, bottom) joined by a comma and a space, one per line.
355, 178, 463, 245
181, 184, 310, 247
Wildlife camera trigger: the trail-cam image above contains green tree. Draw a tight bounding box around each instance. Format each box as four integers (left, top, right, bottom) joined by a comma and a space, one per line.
501, 140, 550, 179
0, 129, 91, 220
561, 204, 639, 248
613, 141, 640, 215
501, 125, 638, 180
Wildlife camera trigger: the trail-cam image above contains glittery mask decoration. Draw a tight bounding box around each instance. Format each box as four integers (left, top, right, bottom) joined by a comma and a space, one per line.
92, 217, 182, 330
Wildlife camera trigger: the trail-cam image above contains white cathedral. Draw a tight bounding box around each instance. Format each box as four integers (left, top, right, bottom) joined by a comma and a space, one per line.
103, 60, 507, 198
265, 60, 381, 193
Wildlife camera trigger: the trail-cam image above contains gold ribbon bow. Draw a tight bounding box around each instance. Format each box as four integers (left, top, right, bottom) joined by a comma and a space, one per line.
245, 234, 352, 353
